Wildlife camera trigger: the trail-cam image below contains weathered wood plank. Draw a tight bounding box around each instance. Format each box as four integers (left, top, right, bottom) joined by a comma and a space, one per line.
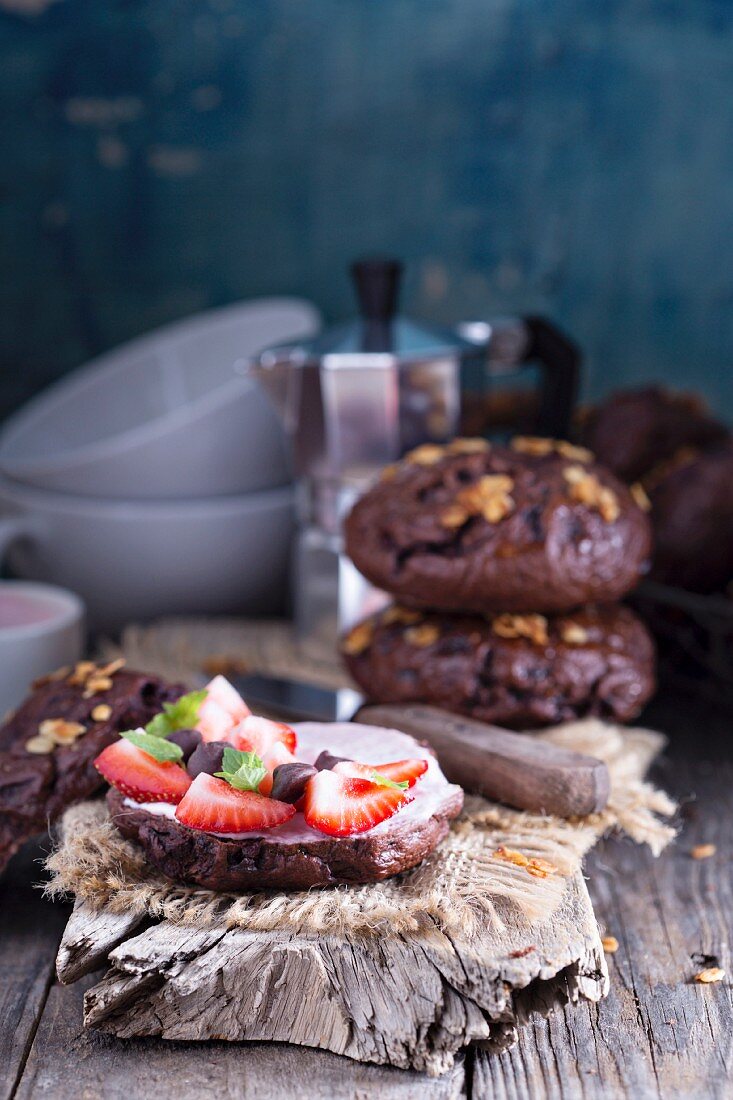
475, 847, 730, 1098
16, 974, 467, 1100
473, 748, 733, 1100
0, 838, 70, 1100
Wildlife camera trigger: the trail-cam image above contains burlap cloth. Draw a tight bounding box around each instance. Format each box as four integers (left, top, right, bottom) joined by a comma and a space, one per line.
45, 618, 677, 941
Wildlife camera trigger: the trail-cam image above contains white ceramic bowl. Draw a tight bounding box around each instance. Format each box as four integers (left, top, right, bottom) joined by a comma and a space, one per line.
0, 298, 320, 499
0, 581, 85, 716
0, 476, 294, 632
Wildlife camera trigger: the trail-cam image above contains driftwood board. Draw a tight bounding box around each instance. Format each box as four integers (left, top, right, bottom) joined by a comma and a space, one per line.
56, 866, 607, 1076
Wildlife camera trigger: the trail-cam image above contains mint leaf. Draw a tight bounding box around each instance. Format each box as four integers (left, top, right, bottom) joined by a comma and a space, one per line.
145, 712, 175, 738
122, 729, 184, 763
215, 747, 267, 792
145, 689, 207, 738
371, 771, 409, 791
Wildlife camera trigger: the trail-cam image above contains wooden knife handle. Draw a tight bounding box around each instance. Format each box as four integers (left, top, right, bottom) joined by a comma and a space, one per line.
356, 703, 610, 818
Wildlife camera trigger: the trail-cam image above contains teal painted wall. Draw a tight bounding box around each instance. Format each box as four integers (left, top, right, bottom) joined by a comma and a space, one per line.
2, 0, 733, 419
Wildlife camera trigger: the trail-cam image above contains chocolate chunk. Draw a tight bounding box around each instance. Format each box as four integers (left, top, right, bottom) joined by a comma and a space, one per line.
270, 762, 317, 804
167, 728, 202, 761
186, 741, 228, 779
314, 750, 350, 771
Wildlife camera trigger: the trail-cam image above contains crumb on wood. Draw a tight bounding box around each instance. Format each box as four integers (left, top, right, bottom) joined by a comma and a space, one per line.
694, 967, 725, 984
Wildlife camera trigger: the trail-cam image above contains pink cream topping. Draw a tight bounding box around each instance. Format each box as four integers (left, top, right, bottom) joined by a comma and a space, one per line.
125, 721, 461, 840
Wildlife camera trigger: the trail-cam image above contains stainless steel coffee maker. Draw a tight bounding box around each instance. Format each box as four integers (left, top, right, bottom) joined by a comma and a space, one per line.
247, 259, 579, 657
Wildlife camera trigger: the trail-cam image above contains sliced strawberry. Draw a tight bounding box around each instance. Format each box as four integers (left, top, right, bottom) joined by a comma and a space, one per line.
259, 741, 298, 796
197, 676, 251, 742
230, 715, 297, 756
333, 757, 429, 789
197, 698, 237, 743
205, 675, 251, 719
94, 739, 192, 804
333, 760, 385, 782
302, 769, 412, 837
374, 758, 429, 786
175, 773, 295, 834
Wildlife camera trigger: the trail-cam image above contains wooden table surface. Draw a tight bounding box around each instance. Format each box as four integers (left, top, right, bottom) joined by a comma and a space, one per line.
1, 681, 731, 1100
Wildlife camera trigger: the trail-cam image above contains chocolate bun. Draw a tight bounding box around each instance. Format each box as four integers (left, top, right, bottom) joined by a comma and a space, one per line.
647, 442, 733, 593
344, 439, 652, 615
106, 721, 464, 891
577, 386, 729, 484
343, 603, 656, 730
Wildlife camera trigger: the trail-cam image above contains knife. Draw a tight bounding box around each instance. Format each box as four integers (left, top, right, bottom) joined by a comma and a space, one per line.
228, 672, 364, 723
228, 673, 610, 818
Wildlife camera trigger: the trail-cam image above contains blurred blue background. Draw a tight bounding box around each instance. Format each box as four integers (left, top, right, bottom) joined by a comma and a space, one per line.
2, 0, 733, 420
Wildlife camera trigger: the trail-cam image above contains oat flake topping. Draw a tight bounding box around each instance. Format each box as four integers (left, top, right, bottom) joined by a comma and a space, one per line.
342, 621, 375, 656
563, 466, 620, 523
405, 443, 445, 466
560, 623, 590, 645
26, 718, 87, 754
381, 605, 422, 626
512, 436, 594, 463
492, 613, 549, 646
404, 623, 441, 647
460, 474, 515, 524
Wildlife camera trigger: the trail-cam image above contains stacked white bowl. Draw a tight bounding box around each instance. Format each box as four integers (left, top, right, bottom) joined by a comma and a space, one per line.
0, 299, 321, 631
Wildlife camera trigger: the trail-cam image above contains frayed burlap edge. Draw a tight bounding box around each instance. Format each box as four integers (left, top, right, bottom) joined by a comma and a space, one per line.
45, 718, 676, 941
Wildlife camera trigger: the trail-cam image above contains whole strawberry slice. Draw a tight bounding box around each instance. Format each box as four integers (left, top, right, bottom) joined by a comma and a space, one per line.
175, 773, 296, 833
95, 739, 192, 804
230, 715, 297, 756
334, 758, 428, 788
302, 769, 412, 837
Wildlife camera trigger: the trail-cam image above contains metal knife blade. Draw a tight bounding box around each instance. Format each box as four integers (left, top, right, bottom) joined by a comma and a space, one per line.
227, 672, 364, 723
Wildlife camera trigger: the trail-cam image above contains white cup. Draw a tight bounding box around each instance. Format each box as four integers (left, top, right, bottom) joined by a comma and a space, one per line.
0, 581, 85, 716
0, 475, 295, 632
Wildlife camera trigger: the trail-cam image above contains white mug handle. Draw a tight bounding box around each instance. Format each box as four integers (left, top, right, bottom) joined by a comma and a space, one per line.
0, 516, 38, 565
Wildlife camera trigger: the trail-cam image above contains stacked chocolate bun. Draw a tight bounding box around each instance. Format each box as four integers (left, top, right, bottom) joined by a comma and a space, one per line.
341, 437, 656, 730
577, 386, 733, 594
